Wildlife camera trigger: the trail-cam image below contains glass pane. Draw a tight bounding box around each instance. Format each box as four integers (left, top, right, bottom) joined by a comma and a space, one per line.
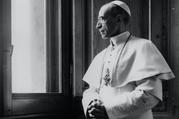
12, 0, 46, 93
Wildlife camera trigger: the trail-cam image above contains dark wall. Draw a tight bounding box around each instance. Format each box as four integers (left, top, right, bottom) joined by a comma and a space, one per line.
0, 0, 11, 116
171, 0, 179, 118
0, 0, 4, 116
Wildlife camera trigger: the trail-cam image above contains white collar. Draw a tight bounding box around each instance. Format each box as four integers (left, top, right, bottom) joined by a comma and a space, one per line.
110, 31, 130, 46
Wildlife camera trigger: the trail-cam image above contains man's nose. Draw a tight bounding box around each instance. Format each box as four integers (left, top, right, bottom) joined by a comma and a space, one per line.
96, 21, 102, 29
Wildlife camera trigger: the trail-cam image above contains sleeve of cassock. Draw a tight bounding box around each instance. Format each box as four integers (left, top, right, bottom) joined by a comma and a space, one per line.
103, 77, 162, 118
82, 86, 100, 116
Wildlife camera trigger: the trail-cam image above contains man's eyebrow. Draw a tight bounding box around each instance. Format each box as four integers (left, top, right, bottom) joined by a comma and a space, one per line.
98, 16, 103, 19
98, 16, 106, 20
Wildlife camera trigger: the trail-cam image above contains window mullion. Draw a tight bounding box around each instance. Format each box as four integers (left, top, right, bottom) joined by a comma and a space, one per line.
46, 0, 59, 93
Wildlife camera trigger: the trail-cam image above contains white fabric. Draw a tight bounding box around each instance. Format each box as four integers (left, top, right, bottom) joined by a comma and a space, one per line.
111, 36, 175, 87
99, 78, 161, 119
101, 31, 130, 87
82, 86, 100, 115
82, 78, 161, 119
83, 35, 175, 89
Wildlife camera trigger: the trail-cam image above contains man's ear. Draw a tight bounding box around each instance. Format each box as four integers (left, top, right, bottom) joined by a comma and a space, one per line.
115, 14, 122, 23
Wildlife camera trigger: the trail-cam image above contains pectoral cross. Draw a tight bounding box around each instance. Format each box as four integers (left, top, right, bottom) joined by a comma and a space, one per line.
103, 68, 111, 86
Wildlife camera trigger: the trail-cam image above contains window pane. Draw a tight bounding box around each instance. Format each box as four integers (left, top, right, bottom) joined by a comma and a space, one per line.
12, 0, 46, 93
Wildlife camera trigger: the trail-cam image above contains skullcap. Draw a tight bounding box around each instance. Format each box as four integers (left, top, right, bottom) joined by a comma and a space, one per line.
110, 0, 131, 16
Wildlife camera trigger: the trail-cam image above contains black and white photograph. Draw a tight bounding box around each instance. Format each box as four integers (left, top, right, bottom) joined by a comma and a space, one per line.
0, 0, 178, 119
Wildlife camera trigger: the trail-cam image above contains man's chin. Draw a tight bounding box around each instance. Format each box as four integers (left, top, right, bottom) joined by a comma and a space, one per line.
101, 35, 109, 40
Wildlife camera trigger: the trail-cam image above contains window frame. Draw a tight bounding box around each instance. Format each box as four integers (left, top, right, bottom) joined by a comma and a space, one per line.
2, 0, 72, 117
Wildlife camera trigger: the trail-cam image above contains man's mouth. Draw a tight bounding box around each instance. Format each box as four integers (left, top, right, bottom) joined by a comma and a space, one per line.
100, 30, 105, 35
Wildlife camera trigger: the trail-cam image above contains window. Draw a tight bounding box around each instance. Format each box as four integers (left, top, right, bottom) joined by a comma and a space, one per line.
12, 0, 48, 93
2, 0, 72, 117
11, 0, 63, 94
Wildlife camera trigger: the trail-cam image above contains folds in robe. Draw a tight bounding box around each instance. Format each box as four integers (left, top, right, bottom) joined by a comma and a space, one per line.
83, 36, 175, 88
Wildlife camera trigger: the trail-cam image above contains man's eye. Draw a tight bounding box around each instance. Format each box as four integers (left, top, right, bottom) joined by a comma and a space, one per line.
98, 18, 105, 22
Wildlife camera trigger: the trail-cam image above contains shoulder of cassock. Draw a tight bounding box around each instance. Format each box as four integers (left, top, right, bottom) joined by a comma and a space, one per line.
82, 36, 175, 88
82, 48, 107, 88
111, 36, 175, 87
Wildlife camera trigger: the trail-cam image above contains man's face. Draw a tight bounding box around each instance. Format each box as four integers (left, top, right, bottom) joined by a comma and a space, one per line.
96, 5, 120, 40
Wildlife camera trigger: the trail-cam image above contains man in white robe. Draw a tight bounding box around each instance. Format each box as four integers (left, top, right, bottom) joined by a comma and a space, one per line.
82, 1, 175, 119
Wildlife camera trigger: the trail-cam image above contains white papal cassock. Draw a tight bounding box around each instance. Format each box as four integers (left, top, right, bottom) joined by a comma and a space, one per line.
82, 31, 175, 119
